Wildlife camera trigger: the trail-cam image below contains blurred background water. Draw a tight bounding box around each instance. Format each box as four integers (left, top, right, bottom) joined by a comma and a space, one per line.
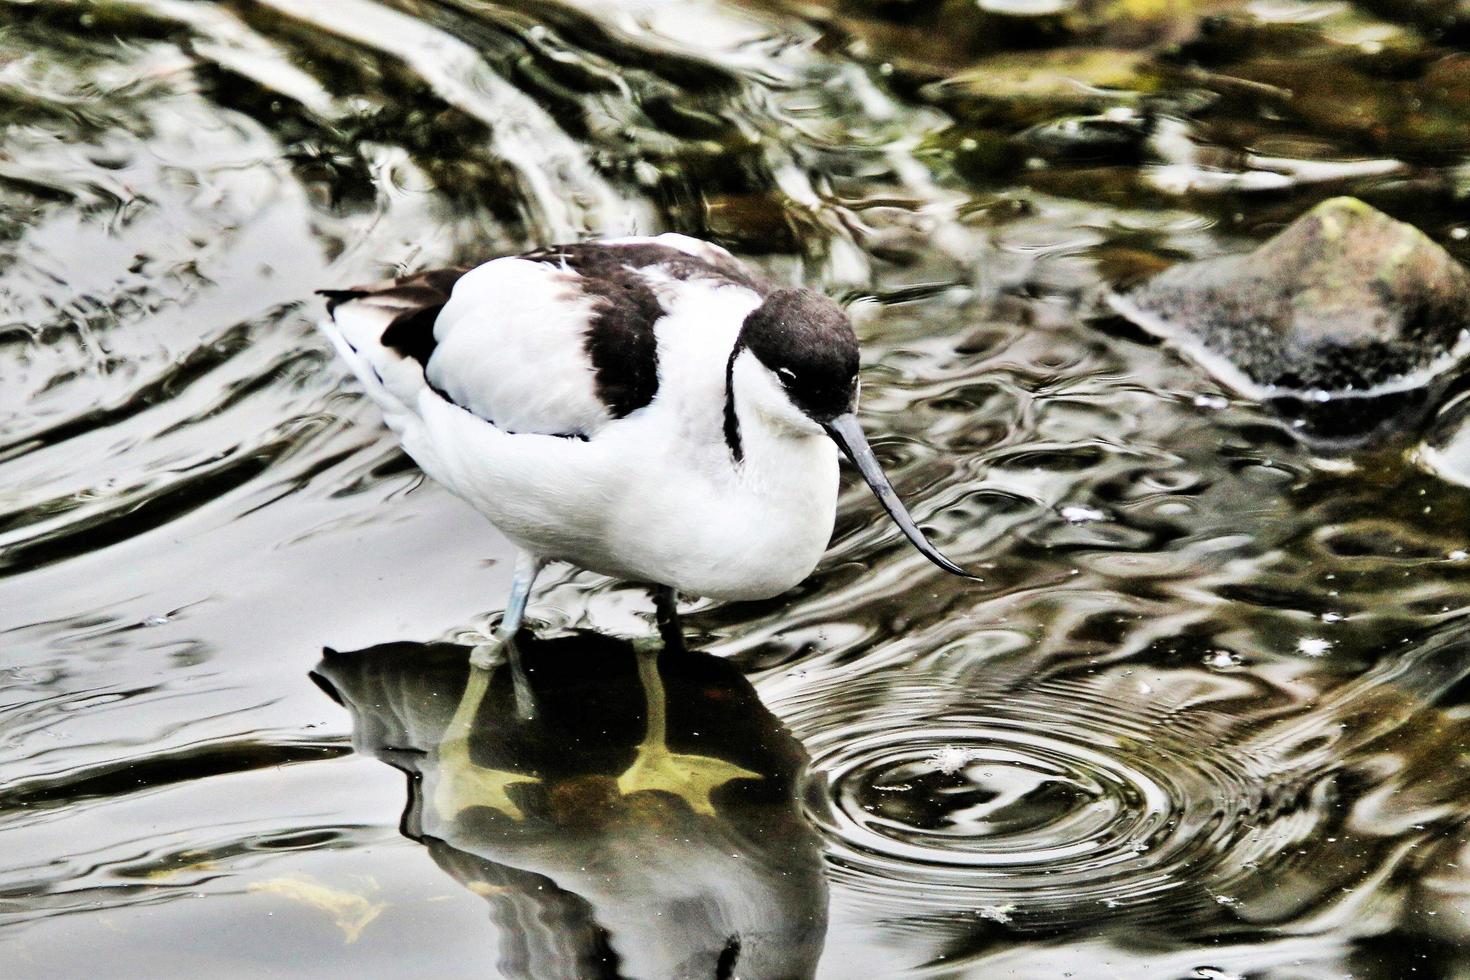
4, 0, 1470, 976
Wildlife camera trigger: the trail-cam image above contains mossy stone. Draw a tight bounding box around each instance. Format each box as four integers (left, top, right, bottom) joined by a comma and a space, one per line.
1111, 197, 1470, 395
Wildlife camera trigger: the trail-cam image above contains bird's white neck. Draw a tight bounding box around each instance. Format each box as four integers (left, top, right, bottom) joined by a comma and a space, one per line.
725, 350, 836, 491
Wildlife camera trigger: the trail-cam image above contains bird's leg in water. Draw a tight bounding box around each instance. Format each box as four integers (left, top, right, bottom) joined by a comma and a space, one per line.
472, 549, 546, 719
653, 584, 685, 653
616, 638, 758, 814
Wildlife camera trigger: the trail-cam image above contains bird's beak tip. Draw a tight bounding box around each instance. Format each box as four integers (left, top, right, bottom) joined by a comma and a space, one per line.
822, 413, 980, 583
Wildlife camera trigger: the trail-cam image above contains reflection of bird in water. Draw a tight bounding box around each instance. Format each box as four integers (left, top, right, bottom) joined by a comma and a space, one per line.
311, 632, 828, 979
317, 235, 975, 666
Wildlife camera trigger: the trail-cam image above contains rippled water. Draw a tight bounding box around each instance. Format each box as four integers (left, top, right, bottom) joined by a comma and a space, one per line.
6, 0, 1470, 976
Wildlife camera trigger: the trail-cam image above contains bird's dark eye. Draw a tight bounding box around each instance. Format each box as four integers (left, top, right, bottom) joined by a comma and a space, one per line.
776, 367, 796, 384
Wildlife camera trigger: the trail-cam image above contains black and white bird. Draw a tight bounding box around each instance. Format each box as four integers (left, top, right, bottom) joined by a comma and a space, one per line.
318, 234, 973, 663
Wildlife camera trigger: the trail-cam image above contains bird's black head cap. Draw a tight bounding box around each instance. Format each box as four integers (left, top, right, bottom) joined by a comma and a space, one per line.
739, 288, 859, 422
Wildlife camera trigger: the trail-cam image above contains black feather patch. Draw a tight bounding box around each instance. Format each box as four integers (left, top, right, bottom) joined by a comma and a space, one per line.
318, 269, 467, 368
376, 269, 468, 367
524, 242, 770, 419
565, 267, 664, 418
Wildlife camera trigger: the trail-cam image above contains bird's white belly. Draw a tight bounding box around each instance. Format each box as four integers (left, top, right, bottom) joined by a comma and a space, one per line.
601, 445, 840, 600
398, 393, 840, 600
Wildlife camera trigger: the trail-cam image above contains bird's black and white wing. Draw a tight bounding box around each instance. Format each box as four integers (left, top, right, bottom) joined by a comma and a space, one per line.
317, 234, 769, 439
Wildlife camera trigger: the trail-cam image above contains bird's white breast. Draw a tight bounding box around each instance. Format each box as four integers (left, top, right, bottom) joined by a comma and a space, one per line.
582, 280, 842, 598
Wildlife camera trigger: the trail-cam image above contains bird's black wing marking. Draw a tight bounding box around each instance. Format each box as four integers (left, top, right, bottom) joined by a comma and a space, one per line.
317, 288, 369, 316
319, 267, 597, 441
377, 269, 466, 367
521, 242, 770, 419
316, 268, 468, 368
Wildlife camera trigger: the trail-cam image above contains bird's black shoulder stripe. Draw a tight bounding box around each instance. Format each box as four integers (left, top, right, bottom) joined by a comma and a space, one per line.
522, 241, 769, 419
563, 265, 663, 419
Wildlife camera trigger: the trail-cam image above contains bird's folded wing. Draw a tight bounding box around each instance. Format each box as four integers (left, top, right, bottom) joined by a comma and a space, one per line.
319, 235, 769, 439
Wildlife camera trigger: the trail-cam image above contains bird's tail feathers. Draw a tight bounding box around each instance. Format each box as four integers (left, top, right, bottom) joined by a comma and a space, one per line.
314, 268, 469, 416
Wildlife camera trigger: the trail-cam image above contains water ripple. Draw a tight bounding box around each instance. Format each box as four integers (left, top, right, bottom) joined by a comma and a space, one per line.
799, 667, 1270, 931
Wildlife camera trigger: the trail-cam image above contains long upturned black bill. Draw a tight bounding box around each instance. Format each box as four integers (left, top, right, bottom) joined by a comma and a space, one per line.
822, 413, 981, 581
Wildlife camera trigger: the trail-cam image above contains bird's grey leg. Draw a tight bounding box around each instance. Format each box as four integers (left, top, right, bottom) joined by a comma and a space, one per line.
470, 549, 547, 720
653, 584, 685, 653
497, 550, 547, 643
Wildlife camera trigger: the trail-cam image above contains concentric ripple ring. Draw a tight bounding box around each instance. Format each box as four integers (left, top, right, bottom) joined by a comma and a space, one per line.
794, 672, 1278, 930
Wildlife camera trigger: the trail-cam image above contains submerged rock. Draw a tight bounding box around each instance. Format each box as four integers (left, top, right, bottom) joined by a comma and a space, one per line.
929, 48, 1157, 124
1108, 197, 1470, 441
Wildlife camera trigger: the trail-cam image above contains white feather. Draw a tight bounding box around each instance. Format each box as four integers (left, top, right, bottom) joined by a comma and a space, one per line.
430, 258, 611, 435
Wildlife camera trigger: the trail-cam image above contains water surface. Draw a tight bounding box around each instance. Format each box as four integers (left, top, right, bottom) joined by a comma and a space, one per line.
5, 0, 1470, 976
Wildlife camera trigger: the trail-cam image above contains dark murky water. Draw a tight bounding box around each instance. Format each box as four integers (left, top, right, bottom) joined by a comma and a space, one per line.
5, 0, 1470, 976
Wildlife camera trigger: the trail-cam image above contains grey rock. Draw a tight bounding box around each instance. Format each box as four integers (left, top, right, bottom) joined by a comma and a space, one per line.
1109, 197, 1470, 398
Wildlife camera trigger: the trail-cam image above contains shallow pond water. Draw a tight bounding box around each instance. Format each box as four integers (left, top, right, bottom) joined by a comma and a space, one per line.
5, 0, 1470, 976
